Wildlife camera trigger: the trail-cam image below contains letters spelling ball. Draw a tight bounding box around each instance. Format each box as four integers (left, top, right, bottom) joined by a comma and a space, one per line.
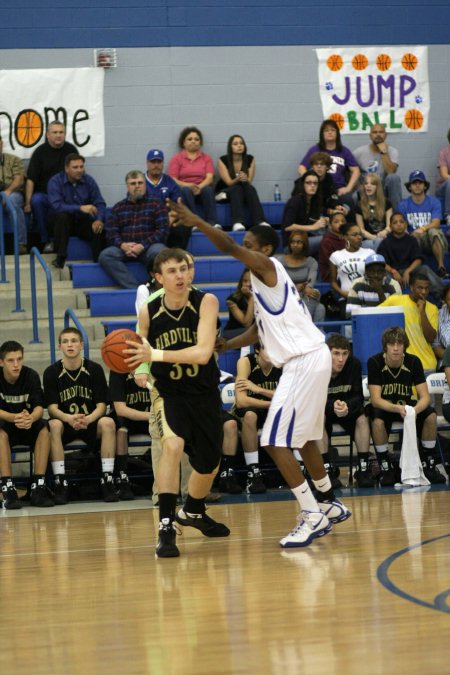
101, 329, 142, 373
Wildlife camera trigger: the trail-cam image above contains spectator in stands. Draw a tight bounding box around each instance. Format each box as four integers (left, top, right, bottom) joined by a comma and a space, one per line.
168, 126, 219, 228
0, 340, 54, 509
319, 334, 374, 488
223, 269, 255, 339
379, 271, 438, 373
231, 346, 282, 494
0, 134, 27, 254
276, 231, 325, 322
329, 222, 373, 315
24, 121, 77, 251
377, 212, 443, 297
43, 328, 119, 504
318, 212, 346, 281
346, 253, 402, 317
108, 370, 153, 500
435, 127, 450, 227
145, 148, 191, 250
215, 134, 268, 231
282, 170, 328, 255
47, 153, 106, 268
355, 174, 392, 250
367, 326, 443, 485
397, 170, 449, 279
298, 119, 360, 211
433, 286, 450, 364
99, 170, 169, 288
441, 341, 450, 423
353, 124, 403, 208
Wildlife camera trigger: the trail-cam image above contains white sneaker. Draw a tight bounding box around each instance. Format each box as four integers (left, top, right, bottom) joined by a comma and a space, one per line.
215, 191, 227, 202
258, 221, 272, 227
279, 511, 331, 548
318, 498, 352, 524
232, 223, 245, 231
214, 223, 223, 230
43, 242, 54, 253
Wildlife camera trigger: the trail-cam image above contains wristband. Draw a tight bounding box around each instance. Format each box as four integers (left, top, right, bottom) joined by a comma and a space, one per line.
151, 349, 164, 362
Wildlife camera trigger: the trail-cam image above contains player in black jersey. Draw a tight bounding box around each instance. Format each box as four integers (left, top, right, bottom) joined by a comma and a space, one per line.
108, 370, 152, 500
367, 326, 443, 485
232, 347, 281, 494
126, 248, 230, 558
43, 328, 118, 504
0, 341, 54, 509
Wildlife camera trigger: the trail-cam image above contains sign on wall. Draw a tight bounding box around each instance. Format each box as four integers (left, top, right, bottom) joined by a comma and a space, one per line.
0, 67, 105, 158
316, 46, 429, 134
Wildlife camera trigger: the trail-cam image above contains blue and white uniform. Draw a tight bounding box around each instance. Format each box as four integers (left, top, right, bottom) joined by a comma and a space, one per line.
251, 257, 331, 448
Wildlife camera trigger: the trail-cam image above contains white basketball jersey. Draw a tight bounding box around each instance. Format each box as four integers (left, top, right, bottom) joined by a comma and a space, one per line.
250, 257, 325, 368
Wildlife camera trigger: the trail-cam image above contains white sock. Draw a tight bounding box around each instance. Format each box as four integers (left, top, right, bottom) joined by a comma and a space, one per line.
421, 440, 436, 451
101, 457, 115, 474
375, 444, 388, 454
52, 461, 65, 476
291, 482, 319, 512
293, 449, 302, 462
313, 475, 332, 494
244, 451, 259, 465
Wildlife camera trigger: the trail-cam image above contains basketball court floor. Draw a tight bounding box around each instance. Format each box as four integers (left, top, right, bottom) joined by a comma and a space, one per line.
1, 484, 450, 675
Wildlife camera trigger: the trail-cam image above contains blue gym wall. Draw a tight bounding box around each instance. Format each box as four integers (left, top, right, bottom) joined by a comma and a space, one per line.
0, 1, 449, 206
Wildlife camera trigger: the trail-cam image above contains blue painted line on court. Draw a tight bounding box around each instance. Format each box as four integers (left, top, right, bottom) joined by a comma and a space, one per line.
377, 534, 450, 615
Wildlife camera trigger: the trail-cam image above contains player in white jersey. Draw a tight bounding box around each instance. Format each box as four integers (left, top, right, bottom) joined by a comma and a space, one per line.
167, 199, 351, 548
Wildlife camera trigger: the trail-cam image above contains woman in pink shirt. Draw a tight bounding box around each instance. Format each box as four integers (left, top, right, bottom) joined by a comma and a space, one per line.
168, 127, 219, 227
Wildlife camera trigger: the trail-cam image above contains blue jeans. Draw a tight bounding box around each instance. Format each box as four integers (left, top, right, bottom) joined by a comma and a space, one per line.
436, 180, 450, 216
98, 243, 167, 288
181, 186, 217, 225
4, 191, 27, 245
31, 192, 51, 244
383, 173, 402, 210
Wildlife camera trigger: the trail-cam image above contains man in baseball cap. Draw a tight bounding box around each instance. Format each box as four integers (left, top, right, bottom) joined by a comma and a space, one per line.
398, 170, 448, 278
346, 252, 402, 316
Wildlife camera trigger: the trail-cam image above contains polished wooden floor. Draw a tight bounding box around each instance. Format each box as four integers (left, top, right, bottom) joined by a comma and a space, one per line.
1, 486, 450, 675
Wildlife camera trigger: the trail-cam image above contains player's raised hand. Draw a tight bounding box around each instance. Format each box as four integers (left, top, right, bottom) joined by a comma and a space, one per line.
166, 197, 201, 229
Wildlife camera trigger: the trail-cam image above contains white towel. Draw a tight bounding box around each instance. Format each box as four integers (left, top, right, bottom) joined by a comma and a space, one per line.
399, 406, 430, 487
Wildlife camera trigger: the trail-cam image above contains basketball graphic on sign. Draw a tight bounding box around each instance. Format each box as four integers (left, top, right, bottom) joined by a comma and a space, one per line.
329, 113, 345, 130
376, 54, 392, 71
14, 109, 44, 148
352, 54, 368, 71
401, 53, 418, 71
404, 109, 424, 130
327, 54, 343, 72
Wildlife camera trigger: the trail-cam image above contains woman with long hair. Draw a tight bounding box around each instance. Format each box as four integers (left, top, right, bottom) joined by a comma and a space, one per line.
223, 268, 255, 338
281, 170, 327, 255
277, 231, 325, 322
216, 134, 267, 231
356, 174, 392, 250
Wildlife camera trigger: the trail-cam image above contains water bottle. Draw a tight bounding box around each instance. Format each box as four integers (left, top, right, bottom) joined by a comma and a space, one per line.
274, 184, 281, 202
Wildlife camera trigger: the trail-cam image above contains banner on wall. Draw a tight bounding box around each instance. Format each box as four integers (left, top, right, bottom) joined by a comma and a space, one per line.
0, 67, 105, 158
316, 46, 429, 134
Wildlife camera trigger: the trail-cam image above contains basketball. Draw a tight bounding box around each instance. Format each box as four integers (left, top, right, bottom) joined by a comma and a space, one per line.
404, 108, 424, 130
327, 54, 343, 72
376, 53, 391, 71
101, 329, 143, 373
401, 53, 418, 71
14, 109, 44, 148
352, 54, 368, 71
329, 112, 345, 130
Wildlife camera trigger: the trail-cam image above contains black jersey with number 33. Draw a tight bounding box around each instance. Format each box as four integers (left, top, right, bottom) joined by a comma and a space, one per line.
147, 288, 220, 396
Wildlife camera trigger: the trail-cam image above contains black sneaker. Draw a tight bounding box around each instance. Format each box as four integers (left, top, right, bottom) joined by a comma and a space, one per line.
53, 475, 69, 505
1, 483, 22, 510
246, 465, 267, 494
156, 518, 180, 558
30, 480, 55, 508
51, 256, 65, 269
437, 267, 450, 279
175, 508, 230, 537
354, 458, 376, 488
218, 468, 242, 494
422, 458, 446, 484
101, 473, 119, 502
378, 458, 397, 487
115, 472, 134, 501
324, 462, 342, 489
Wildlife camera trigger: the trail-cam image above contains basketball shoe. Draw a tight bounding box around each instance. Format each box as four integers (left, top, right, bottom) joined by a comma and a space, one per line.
53, 475, 70, 505
218, 468, 242, 494
422, 457, 446, 484
175, 508, 230, 537
353, 457, 376, 488
246, 464, 266, 494
115, 472, 135, 500
1, 481, 22, 510
317, 498, 352, 523
280, 511, 331, 548
101, 473, 119, 503
156, 518, 180, 558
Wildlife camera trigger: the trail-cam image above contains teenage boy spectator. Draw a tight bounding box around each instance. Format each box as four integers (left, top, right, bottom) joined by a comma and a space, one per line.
24, 121, 77, 251
0, 341, 54, 509
319, 334, 374, 487
43, 328, 118, 504
353, 124, 402, 208
318, 212, 346, 281
0, 134, 27, 254
397, 170, 448, 279
367, 326, 443, 485
346, 253, 402, 316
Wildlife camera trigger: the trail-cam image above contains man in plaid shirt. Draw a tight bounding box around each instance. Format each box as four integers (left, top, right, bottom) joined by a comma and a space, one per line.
99, 170, 169, 288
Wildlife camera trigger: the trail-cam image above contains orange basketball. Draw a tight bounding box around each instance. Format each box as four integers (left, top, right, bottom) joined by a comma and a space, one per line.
352, 54, 368, 71
404, 109, 424, 130
14, 109, 44, 148
329, 113, 345, 130
402, 53, 418, 71
101, 329, 143, 373
376, 53, 392, 71
327, 54, 343, 72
